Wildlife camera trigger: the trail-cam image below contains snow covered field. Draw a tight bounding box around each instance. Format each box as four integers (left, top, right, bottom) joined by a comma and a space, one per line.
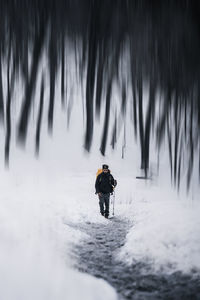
0, 94, 199, 299
0, 155, 118, 300
118, 179, 200, 275
0, 139, 200, 300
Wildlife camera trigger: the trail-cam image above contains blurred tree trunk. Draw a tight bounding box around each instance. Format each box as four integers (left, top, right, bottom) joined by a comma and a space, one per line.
18, 15, 47, 142
0, 54, 4, 123
35, 76, 44, 155
5, 38, 15, 166
100, 79, 112, 155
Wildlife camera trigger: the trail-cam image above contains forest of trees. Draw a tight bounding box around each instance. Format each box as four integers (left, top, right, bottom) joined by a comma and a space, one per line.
0, 0, 200, 189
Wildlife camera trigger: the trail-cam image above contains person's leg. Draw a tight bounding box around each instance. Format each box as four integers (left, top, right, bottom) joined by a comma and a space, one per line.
104, 193, 110, 218
98, 194, 105, 215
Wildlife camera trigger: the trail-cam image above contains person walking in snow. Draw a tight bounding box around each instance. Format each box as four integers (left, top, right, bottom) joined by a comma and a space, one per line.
95, 164, 116, 218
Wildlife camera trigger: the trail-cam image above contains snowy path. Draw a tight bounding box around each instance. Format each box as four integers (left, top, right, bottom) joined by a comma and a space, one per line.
68, 217, 200, 300
1, 164, 200, 299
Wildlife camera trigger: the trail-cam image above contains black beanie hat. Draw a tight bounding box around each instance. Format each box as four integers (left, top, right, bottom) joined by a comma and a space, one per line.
102, 164, 109, 170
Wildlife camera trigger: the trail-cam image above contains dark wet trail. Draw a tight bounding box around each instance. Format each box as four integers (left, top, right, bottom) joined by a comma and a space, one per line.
69, 217, 200, 300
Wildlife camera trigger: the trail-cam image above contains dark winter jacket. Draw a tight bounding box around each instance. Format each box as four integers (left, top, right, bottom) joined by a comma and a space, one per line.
95, 172, 115, 194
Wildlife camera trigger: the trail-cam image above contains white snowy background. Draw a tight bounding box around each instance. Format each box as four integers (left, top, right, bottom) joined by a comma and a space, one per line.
0, 71, 200, 300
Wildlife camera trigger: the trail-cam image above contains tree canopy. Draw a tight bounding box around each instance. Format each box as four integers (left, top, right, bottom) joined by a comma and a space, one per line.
0, 0, 200, 189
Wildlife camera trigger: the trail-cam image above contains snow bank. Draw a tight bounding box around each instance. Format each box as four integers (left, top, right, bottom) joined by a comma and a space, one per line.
117, 178, 200, 274
0, 155, 117, 300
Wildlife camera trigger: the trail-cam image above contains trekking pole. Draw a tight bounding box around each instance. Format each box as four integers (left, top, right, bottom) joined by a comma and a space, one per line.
112, 189, 115, 216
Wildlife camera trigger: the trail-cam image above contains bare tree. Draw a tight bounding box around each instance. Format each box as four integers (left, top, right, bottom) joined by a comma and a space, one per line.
0, 0, 200, 189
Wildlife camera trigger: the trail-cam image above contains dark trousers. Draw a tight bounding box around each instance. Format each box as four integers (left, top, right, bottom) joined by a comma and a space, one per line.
99, 193, 110, 216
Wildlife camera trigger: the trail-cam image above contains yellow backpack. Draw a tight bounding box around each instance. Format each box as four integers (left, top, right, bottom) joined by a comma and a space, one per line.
96, 168, 103, 178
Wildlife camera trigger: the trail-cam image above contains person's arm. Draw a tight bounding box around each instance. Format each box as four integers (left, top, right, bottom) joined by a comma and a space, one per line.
110, 174, 117, 189
95, 174, 101, 194
110, 174, 115, 186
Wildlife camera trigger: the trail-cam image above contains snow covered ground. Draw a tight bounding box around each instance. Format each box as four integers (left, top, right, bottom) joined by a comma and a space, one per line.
0, 88, 199, 299
0, 153, 119, 300
0, 135, 199, 300
117, 178, 200, 275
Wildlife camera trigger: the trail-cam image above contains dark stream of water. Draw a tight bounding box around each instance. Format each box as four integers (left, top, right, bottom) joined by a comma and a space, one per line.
69, 217, 200, 300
